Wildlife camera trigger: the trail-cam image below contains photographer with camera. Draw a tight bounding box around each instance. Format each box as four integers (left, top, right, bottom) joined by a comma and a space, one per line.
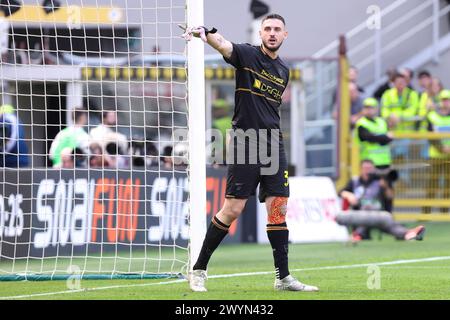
338, 159, 425, 243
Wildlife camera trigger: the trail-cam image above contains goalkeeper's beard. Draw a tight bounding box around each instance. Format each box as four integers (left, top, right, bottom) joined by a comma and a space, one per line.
262, 40, 283, 53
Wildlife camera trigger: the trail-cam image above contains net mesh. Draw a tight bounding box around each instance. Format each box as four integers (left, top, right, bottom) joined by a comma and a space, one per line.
0, 0, 190, 280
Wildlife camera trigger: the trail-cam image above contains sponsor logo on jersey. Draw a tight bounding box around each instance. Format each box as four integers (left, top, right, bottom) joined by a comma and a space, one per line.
261, 69, 285, 85
253, 79, 282, 102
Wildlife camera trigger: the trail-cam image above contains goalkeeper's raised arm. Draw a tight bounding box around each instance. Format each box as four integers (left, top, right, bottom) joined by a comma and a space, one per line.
181, 26, 233, 59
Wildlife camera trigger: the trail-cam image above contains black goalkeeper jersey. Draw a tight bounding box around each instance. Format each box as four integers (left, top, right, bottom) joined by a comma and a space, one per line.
223, 43, 290, 134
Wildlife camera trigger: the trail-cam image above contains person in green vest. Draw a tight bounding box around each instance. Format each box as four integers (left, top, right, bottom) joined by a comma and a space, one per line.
356, 98, 393, 170
424, 89, 450, 213
49, 108, 90, 168
417, 77, 443, 131
381, 72, 420, 133
211, 98, 232, 164
381, 72, 421, 160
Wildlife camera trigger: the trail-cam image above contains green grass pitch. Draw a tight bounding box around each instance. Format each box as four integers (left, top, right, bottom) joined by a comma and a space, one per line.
1, 222, 449, 300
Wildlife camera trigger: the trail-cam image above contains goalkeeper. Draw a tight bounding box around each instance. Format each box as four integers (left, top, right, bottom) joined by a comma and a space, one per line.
182, 14, 318, 292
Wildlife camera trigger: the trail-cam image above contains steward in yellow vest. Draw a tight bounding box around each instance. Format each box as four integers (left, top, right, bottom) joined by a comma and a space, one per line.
381, 73, 420, 133
356, 98, 393, 169
417, 77, 443, 131
427, 90, 450, 159
424, 90, 450, 214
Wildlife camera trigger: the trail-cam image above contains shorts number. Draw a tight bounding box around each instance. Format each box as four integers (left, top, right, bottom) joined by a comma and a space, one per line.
283, 170, 289, 187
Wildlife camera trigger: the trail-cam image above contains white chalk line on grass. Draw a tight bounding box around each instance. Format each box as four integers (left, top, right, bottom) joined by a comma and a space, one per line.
0, 278, 187, 300
1, 255, 450, 300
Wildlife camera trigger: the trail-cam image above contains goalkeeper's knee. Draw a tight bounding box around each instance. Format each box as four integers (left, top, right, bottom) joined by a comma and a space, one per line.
267, 197, 288, 224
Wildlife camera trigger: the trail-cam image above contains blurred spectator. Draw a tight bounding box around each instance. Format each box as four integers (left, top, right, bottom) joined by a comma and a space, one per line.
332, 66, 365, 114
161, 145, 173, 169
0, 104, 29, 167
348, 66, 365, 94
381, 72, 420, 133
128, 138, 166, 168
60, 147, 75, 169
90, 110, 128, 157
173, 142, 189, 167
332, 82, 364, 128
418, 77, 444, 127
89, 142, 113, 168
89, 143, 104, 168
417, 70, 432, 93
73, 147, 88, 168
129, 138, 146, 167
105, 140, 129, 169
400, 68, 415, 90
373, 67, 397, 101
146, 141, 159, 167
355, 98, 393, 170
49, 108, 90, 168
424, 90, 450, 213
338, 159, 425, 242
349, 82, 364, 128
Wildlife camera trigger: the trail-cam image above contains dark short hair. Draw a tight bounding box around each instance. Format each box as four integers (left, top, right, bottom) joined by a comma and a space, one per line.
102, 110, 115, 119
73, 108, 86, 123
146, 141, 158, 155
163, 145, 173, 157
106, 142, 124, 155
262, 14, 285, 26
418, 70, 432, 79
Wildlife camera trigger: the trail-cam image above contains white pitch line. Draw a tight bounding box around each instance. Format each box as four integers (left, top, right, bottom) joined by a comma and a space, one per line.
208, 256, 450, 279
0, 278, 187, 300
1, 255, 450, 300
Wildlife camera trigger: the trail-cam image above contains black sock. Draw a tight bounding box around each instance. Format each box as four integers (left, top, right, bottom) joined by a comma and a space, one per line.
267, 223, 290, 280
193, 216, 229, 271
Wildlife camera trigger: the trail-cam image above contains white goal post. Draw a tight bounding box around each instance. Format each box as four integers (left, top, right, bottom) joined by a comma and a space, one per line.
186, 0, 207, 273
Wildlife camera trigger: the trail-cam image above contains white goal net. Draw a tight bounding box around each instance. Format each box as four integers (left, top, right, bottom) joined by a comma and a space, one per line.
0, 0, 205, 281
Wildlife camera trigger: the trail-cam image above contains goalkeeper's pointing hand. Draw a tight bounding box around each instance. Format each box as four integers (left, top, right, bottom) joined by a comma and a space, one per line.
179, 25, 217, 43
180, 25, 208, 42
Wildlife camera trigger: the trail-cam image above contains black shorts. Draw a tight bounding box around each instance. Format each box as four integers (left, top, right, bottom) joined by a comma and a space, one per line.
225, 151, 290, 203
